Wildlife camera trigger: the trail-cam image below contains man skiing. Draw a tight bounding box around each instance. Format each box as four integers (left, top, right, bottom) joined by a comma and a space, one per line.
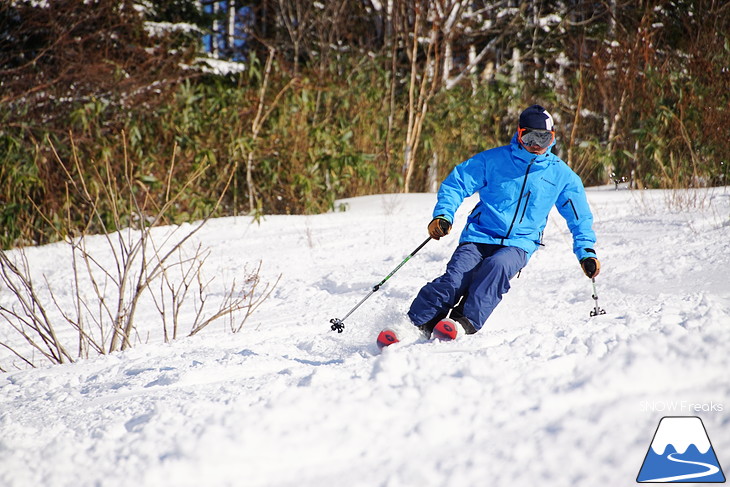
409, 104, 600, 338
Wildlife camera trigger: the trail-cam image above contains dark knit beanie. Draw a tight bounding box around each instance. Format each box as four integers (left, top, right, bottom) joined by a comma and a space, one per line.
519, 104, 555, 131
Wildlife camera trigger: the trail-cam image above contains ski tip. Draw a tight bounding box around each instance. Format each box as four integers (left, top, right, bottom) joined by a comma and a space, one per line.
376, 329, 400, 349
433, 319, 458, 341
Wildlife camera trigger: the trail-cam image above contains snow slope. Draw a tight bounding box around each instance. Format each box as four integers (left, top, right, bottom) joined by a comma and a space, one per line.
1, 188, 729, 487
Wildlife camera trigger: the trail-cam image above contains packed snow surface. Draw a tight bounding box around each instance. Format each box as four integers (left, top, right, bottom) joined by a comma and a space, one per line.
1, 188, 729, 486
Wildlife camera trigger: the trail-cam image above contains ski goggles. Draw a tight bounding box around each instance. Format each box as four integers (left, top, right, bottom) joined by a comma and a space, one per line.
518, 127, 555, 149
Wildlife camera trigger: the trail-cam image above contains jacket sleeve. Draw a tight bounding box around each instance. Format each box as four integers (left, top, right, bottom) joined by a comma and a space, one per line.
432, 154, 487, 223
556, 171, 597, 262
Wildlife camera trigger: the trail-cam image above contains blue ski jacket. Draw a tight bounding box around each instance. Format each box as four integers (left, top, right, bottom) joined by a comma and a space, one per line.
433, 134, 597, 262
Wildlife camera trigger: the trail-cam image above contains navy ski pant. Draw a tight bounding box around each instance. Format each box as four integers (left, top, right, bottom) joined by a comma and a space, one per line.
408, 243, 527, 332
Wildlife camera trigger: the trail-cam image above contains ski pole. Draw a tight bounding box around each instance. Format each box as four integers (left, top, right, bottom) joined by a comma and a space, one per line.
330, 236, 432, 333
589, 277, 606, 317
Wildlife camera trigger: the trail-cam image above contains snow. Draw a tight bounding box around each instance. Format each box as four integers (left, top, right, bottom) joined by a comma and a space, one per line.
194, 57, 247, 76
143, 21, 202, 38
1, 187, 730, 486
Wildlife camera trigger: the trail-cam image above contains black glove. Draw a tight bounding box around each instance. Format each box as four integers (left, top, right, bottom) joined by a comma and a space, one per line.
580, 257, 601, 278
427, 216, 452, 239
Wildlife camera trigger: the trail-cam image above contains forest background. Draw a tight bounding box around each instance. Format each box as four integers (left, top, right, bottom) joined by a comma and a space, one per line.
1, 0, 728, 249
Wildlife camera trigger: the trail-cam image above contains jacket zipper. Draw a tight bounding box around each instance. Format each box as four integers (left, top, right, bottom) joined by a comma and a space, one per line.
562, 198, 579, 220
519, 191, 531, 224
465, 211, 481, 233
503, 160, 534, 240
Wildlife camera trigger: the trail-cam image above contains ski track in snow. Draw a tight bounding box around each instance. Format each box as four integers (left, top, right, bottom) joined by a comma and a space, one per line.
1, 188, 729, 486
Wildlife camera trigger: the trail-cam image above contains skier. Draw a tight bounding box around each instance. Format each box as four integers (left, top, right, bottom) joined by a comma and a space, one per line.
409, 104, 601, 338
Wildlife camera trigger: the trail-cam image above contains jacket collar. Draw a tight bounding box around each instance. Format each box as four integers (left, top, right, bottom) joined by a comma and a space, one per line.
509, 133, 558, 166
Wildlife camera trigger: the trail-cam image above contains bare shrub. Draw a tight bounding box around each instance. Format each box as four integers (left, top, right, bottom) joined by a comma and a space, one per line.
0, 135, 277, 371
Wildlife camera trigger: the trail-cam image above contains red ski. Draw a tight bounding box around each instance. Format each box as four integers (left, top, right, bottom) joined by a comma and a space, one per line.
376, 318, 460, 350
376, 329, 400, 349
432, 319, 458, 341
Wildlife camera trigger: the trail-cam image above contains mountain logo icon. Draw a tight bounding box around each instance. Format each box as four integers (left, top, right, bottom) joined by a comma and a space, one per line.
637, 416, 726, 483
